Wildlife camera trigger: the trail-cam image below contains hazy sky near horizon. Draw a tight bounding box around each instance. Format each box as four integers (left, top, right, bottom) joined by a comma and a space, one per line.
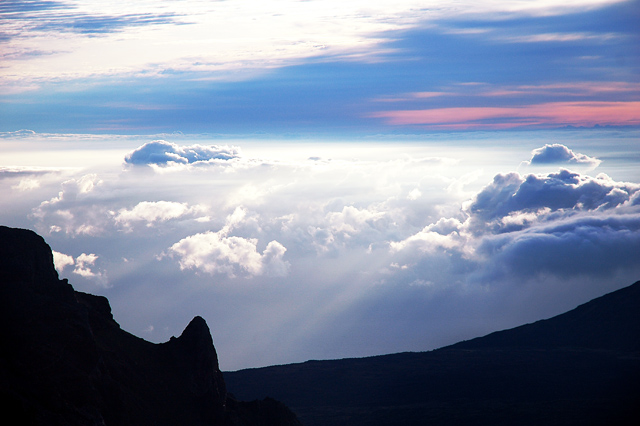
1, 0, 640, 370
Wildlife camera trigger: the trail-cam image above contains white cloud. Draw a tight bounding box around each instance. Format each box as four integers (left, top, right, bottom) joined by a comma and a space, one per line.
43, 174, 101, 204
168, 207, 289, 278
112, 201, 206, 228
525, 144, 601, 168
390, 217, 465, 253
326, 206, 385, 235
2, 0, 623, 91
12, 178, 41, 191
70, 252, 109, 287
124, 140, 241, 167
407, 188, 422, 200
73, 253, 99, 277
464, 169, 640, 235
31, 174, 106, 236
52, 250, 75, 273
392, 166, 640, 284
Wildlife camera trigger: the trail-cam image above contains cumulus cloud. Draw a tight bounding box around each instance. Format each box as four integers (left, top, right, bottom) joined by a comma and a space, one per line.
300, 205, 392, 255
326, 206, 385, 236
392, 167, 640, 284
168, 207, 289, 278
52, 250, 75, 273
525, 144, 601, 168
464, 169, 640, 235
62, 252, 109, 287
112, 201, 207, 229
390, 217, 465, 253
73, 253, 99, 277
12, 178, 41, 191
31, 174, 106, 236
124, 140, 241, 167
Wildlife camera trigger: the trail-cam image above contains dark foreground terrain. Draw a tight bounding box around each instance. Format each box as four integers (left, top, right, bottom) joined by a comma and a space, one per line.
226, 281, 640, 425
0, 226, 301, 426
3, 225, 639, 426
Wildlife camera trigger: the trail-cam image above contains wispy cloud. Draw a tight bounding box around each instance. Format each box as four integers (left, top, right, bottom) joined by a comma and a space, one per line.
371, 101, 640, 129
1, 0, 627, 92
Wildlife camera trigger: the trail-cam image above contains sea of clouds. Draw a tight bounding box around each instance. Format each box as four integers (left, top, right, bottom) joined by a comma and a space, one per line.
2, 134, 639, 369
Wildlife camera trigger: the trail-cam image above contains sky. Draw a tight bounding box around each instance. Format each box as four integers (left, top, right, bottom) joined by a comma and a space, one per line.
1, 0, 639, 370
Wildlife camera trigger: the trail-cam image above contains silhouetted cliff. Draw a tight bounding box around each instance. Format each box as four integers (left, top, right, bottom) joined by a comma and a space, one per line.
0, 226, 301, 426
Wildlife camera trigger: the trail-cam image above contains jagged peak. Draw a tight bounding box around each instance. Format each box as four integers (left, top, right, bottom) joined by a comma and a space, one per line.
1, 226, 302, 425
183, 315, 210, 337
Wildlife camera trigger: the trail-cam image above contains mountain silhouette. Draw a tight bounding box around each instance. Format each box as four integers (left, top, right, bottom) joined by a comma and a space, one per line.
225, 281, 640, 425
0, 226, 301, 426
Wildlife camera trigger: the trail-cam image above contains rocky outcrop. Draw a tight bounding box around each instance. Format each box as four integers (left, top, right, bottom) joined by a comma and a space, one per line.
0, 226, 301, 426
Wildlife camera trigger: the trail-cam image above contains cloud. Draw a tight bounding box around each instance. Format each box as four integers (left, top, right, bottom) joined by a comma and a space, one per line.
326, 206, 385, 236
464, 169, 640, 235
0, 0, 180, 36
124, 140, 242, 167
70, 252, 109, 286
371, 101, 640, 129
0, 129, 37, 138
12, 178, 41, 191
52, 250, 74, 273
31, 174, 105, 235
390, 217, 465, 253
2, 0, 624, 94
168, 207, 289, 278
526, 144, 601, 167
53, 249, 109, 286
0, 166, 59, 179
475, 213, 640, 281
392, 165, 640, 285
7, 133, 640, 370
112, 201, 207, 229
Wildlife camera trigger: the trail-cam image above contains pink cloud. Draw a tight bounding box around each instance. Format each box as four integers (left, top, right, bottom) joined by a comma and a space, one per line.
371, 101, 640, 129
482, 82, 640, 98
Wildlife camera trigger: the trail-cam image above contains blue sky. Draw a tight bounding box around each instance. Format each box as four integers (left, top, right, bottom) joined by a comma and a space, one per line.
1, 1, 639, 370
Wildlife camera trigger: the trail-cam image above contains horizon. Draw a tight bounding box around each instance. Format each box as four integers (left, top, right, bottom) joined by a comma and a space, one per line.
1, 0, 639, 370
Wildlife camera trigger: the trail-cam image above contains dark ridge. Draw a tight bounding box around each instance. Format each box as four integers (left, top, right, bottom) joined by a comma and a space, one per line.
449, 280, 640, 351
226, 281, 640, 426
0, 226, 301, 426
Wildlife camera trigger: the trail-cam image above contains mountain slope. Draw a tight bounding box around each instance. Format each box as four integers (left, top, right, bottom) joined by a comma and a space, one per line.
225, 281, 640, 426
450, 281, 640, 351
0, 226, 301, 426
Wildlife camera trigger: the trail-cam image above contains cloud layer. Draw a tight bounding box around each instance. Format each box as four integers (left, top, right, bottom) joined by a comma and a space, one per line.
3, 135, 639, 370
